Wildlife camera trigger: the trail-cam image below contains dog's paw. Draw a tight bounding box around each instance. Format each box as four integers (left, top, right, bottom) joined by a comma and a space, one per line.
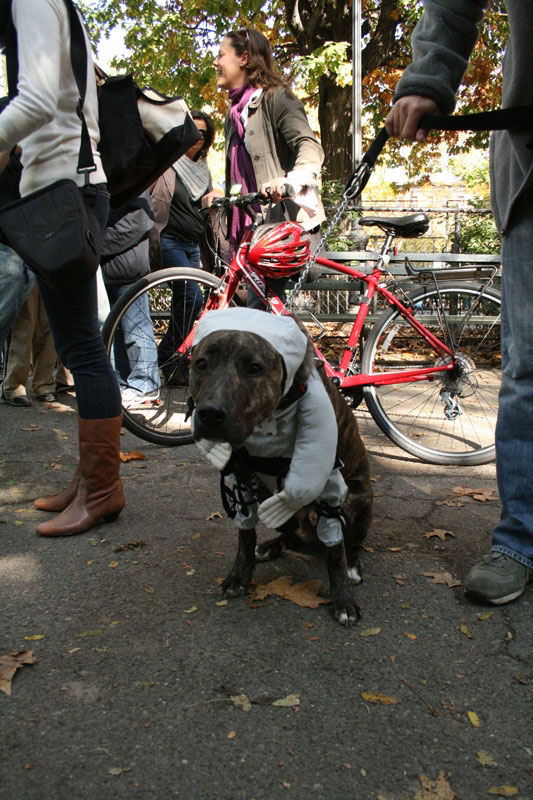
221, 573, 249, 598
331, 594, 361, 627
255, 538, 284, 562
347, 561, 363, 584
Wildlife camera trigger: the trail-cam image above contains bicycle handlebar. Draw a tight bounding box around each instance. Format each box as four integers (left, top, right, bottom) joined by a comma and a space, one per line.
207, 184, 295, 211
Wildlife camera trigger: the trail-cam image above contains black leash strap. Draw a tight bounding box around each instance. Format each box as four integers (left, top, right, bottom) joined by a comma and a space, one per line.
421, 105, 533, 133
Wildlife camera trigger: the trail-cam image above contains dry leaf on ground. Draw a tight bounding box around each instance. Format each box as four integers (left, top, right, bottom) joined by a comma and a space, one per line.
413, 771, 455, 800
422, 571, 462, 588
488, 787, 518, 797
119, 450, 146, 462
361, 691, 398, 705
451, 486, 498, 502
0, 650, 36, 696
476, 750, 496, 767
250, 576, 329, 608
467, 710, 481, 727
424, 529, 455, 541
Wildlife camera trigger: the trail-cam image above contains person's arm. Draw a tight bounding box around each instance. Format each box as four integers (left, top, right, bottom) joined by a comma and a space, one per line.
262, 89, 324, 202
385, 0, 489, 142
0, 0, 63, 150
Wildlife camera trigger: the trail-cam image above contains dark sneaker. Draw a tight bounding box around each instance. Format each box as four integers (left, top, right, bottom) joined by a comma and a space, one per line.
465, 552, 533, 605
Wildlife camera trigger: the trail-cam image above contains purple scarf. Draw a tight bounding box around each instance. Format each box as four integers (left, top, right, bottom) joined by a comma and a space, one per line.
228, 84, 259, 254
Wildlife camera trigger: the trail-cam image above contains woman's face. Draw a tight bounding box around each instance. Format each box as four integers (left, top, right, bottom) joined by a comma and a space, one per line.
214, 37, 247, 91
185, 117, 208, 160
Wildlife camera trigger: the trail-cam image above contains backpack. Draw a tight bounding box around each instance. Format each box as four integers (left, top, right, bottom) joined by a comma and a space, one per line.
1, 0, 200, 208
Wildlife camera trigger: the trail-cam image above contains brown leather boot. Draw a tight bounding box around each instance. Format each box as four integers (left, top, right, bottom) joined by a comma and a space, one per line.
34, 467, 81, 512
36, 415, 125, 537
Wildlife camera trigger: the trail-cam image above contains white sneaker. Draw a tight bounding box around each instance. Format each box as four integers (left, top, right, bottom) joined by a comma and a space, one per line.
121, 388, 160, 409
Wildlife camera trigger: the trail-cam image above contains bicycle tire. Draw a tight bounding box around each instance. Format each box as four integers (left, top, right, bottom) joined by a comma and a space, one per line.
102, 267, 223, 447
361, 281, 502, 465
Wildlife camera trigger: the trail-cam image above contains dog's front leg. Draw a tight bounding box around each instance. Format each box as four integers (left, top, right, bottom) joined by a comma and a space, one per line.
221, 527, 257, 597
326, 542, 361, 627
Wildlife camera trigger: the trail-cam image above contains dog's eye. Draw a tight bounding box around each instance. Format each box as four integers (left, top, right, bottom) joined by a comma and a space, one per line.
247, 362, 264, 375
194, 357, 208, 372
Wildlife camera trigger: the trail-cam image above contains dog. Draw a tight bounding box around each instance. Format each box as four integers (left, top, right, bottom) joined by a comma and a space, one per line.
189, 308, 372, 626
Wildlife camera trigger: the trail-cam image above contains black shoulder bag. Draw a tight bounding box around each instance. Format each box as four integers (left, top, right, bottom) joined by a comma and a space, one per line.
0, 0, 102, 290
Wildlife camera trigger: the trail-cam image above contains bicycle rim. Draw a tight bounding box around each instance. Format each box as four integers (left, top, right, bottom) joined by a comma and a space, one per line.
102, 267, 223, 447
361, 282, 502, 465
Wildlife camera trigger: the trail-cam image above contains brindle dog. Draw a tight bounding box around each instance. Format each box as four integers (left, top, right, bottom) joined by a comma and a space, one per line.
190, 328, 372, 626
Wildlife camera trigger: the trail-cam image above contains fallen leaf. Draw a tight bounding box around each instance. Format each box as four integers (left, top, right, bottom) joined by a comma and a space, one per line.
206, 512, 223, 520
108, 767, 132, 776
422, 571, 461, 588
414, 771, 455, 800
476, 750, 496, 767
404, 632, 417, 640
144, 586, 155, 594
360, 627, 382, 637
108, 561, 119, 569
75, 629, 103, 638
281, 781, 291, 789
361, 691, 398, 705
0, 650, 36, 696
272, 693, 300, 707
119, 451, 146, 462
23, 635, 44, 641
183, 605, 198, 614
216, 600, 228, 607
20, 424, 41, 431
478, 611, 493, 621
250, 576, 329, 608
488, 787, 518, 797
424, 529, 455, 542
229, 693, 252, 712
451, 485, 498, 502
513, 672, 529, 685
467, 710, 481, 727
112, 541, 147, 552
227, 730, 236, 739
460, 622, 474, 639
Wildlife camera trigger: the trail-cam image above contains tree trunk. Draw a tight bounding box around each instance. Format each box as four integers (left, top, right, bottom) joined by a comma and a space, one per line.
318, 74, 353, 182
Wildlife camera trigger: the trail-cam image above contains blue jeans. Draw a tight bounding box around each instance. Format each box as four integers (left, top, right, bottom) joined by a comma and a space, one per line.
0, 243, 36, 350
36, 185, 122, 420
158, 235, 203, 374
491, 192, 533, 568
106, 283, 161, 396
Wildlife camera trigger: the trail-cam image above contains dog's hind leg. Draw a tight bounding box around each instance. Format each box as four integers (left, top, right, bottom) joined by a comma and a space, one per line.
221, 527, 257, 597
343, 480, 373, 585
326, 542, 361, 626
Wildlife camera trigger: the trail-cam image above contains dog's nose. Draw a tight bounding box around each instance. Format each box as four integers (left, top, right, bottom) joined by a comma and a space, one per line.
198, 405, 227, 427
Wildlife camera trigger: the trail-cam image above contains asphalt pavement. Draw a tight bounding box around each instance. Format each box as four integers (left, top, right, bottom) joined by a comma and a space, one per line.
0, 393, 531, 800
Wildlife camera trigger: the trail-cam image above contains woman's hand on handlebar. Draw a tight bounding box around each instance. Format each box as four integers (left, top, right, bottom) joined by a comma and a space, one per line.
260, 177, 292, 203
201, 188, 224, 210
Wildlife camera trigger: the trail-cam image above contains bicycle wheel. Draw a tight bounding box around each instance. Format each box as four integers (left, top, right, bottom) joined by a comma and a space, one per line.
361, 281, 502, 465
102, 267, 223, 446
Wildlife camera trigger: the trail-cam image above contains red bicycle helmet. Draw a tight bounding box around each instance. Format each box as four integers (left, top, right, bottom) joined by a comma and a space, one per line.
247, 221, 311, 278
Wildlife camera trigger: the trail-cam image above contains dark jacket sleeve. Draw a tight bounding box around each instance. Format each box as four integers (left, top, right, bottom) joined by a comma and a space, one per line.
101, 191, 155, 284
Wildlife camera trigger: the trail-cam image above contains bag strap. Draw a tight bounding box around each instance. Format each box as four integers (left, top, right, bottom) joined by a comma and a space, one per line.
62, 0, 96, 179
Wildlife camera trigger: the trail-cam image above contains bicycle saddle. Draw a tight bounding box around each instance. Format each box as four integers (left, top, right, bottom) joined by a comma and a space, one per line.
357, 212, 429, 238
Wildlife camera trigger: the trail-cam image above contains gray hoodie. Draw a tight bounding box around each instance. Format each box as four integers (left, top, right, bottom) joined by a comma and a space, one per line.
394, 0, 533, 234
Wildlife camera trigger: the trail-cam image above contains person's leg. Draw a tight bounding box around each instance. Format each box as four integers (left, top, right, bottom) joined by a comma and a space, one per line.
34, 186, 125, 535
30, 288, 58, 399
2, 285, 38, 402
0, 243, 35, 350
465, 193, 533, 603
113, 283, 161, 400
158, 237, 203, 379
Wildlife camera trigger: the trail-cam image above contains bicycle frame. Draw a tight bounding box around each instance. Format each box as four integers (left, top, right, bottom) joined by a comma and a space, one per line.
175, 225, 457, 390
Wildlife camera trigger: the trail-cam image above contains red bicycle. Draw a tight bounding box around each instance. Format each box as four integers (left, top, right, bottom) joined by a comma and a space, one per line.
103, 190, 501, 465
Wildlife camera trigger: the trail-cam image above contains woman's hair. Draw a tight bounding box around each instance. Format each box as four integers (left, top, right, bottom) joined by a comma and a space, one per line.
190, 109, 215, 161
225, 28, 288, 91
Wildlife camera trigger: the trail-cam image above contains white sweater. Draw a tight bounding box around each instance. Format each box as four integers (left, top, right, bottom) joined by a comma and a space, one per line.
0, 0, 106, 196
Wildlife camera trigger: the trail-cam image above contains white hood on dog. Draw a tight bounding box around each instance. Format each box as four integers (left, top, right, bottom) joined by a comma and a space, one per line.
193, 308, 309, 394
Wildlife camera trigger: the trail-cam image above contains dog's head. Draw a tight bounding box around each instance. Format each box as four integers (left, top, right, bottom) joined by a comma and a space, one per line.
189, 308, 312, 447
